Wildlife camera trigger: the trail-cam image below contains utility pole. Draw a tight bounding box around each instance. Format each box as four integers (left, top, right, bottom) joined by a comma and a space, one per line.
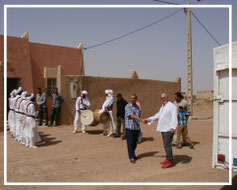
77, 43, 84, 93
187, 2, 193, 115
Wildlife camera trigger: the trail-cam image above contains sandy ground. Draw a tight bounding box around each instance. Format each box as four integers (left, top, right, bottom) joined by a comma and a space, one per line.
1, 101, 237, 190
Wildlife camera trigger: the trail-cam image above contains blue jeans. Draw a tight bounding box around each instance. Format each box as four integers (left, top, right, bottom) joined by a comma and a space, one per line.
126, 129, 140, 159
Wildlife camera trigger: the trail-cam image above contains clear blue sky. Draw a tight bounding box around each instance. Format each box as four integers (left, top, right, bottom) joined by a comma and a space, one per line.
1, 0, 236, 93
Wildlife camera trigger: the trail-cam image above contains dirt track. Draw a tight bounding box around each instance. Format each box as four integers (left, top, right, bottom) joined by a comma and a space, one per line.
1, 102, 237, 190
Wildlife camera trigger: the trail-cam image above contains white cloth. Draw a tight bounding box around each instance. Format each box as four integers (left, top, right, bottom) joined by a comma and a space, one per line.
14, 95, 22, 141
8, 96, 15, 136
74, 96, 90, 132
75, 96, 90, 111
148, 101, 178, 132
100, 95, 114, 113
25, 101, 41, 147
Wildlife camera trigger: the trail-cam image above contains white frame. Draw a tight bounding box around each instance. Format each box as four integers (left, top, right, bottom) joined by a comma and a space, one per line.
4, 4, 232, 186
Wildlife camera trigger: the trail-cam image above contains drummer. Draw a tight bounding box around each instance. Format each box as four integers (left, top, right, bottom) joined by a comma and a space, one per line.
99, 89, 116, 137
73, 90, 91, 134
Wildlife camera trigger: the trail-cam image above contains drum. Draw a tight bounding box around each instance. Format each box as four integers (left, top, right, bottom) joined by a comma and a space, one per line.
80, 110, 99, 127
94, 109, 110, 124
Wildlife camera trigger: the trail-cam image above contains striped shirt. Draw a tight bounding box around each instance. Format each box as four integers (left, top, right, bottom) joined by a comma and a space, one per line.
125, 103, 141, 130
178, 111, 189, 126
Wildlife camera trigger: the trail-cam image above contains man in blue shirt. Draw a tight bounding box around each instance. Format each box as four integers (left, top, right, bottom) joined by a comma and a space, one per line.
125, 94, 143, 163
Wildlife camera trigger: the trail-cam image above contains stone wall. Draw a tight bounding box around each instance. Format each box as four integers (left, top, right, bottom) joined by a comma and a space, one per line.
196, 90, 213, 101
59, 69, 181, 125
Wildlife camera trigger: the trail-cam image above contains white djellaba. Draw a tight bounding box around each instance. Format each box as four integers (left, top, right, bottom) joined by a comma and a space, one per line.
24, 94, 41, 148
99, 89, 116, 137
8, 89, 16, 136
13, 87, 23, 141
17, 91, 28, 143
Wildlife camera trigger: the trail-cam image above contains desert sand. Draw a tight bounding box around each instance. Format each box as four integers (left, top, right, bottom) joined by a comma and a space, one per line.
0, 101, 236, 190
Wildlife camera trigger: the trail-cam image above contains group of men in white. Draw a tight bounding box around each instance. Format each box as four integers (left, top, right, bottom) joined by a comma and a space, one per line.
8, 87, 41, 148
73, 89, 116, 137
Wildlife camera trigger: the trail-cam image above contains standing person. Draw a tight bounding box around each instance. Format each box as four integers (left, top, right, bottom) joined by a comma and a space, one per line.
25, 94, 41, 148
99, 90, 116, 137
11, 87, 23, 140
125, 94, 143, 163
73, 90, 91, 134
176, 106, 194, 149
173, 92, 191, 146
36, 88, 48, 126
49, 87, 64, 127
8, 89, 16, 137
136, 101, 143, 143
113, 93, 127, 139
144, 93, 178, 168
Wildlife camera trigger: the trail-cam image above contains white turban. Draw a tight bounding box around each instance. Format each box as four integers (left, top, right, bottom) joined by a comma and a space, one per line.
105, 89, 113, 95
26, 94, 34, 101
81, 90, 88, 95
15, 87, 22, 95
21, 91, 28, 98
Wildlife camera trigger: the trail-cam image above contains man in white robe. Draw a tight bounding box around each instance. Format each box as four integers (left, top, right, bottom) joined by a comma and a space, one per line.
99, 89, 116, 137
73, 90, 91, 134
17, 91, 28, 143
25, 94, 41, 148
8, 89, 16, 136
11, 87, 22, 139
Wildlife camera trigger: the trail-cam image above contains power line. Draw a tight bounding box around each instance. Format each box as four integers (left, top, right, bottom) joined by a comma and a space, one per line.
84, 8, 183, 50
190, 11, 221, 46
154, 0, 221, 46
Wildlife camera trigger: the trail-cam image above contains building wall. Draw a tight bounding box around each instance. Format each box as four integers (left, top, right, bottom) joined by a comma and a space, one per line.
0, 35, 83, 116
59, 68, 181, 125
196, 90, 213, 101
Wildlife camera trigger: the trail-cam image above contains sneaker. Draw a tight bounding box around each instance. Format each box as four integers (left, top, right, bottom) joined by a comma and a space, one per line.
113, 134, 120, 138
176, 145, 182, 149
106, 133, 112, 137
73, 130, 77, 134
160, 160, 167, 165
189, 143, 194, 149
31, 145, 38, 149
82, 131, 86, 134
130, 159, 136, 163
161, 160, 172, 168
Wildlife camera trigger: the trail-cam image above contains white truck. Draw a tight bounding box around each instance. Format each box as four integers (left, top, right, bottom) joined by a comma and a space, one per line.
213, 41, 237, 172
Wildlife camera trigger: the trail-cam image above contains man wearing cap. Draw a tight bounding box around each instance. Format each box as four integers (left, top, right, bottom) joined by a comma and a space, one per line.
73, 90, 91, 134
114, 93, 127, 139
99, 89, 116, 137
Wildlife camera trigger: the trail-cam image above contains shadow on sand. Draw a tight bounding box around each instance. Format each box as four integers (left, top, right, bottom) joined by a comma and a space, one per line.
87, 130, 103, 135
220, 175, 237, 190
37, 132, 62, 147
137, 151, 159, 159
172, 155, 192, 166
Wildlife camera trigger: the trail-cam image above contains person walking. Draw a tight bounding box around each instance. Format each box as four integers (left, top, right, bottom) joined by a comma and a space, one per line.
113, 93, 127, 139
125, 94, 143, 163
36, 88, 48, 126
73, 90, 90, 134
144, 93, 178, 168
49, 87, 64, 126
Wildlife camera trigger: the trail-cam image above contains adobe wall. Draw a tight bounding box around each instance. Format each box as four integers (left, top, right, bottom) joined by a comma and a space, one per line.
196, 90, 213, 101
60, 72, 181, 125
0, 35, 34, 93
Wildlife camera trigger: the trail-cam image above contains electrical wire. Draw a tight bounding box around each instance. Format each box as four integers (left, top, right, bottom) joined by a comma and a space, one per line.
191, 11, 221, 46
154, 0, 221, 46
84, 8, 183, 50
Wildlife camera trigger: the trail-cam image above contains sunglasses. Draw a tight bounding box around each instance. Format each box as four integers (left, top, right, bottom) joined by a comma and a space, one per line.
161, 97, 166, 100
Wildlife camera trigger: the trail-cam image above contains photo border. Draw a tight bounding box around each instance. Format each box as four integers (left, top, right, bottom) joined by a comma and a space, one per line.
3, 4, 232, 186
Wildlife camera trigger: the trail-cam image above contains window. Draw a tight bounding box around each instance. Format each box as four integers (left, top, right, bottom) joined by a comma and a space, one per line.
47, 78, 57, 97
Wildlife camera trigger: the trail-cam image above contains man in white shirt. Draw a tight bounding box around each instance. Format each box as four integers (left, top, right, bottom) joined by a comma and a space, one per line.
99, 89, 116, 137
144, 93, 178, 168
73, 90, 91, 134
